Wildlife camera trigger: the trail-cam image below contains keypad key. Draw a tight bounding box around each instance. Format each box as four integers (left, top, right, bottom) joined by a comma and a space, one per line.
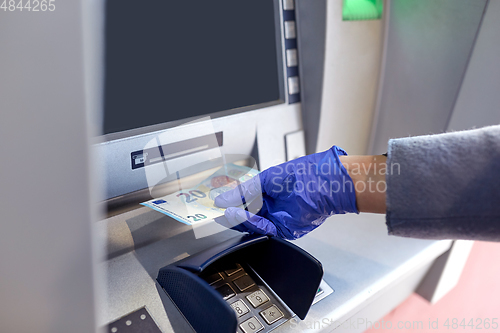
233, 275, 255, 292
229, 299, 249, 317
204, 272, 222, 285
283, 0, 295, 10
288, 76, 300, 95
239, 316, 264, 333
286, 49, 298, 67
259, 304, 284, 325
246, 289, 270, 308
284, 20, 296, 39
224, 263, 242, 277
215, 284, 235, 300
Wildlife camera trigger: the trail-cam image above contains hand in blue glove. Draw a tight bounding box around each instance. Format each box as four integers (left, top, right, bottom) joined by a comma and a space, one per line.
214, 146, 358, 240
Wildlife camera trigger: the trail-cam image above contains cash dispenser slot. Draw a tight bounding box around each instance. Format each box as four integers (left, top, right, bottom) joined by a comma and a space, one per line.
157, 234, 323, 333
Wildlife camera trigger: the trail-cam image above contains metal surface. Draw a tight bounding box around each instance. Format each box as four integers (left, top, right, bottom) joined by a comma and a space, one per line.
0, 2, 97, 332
447, 0, 500, 131
107, 307, 162, 333
285, 130, 307, 161
275, 213, 452, 332
369, 0, 488, 154
256, 103, 304, 170
295, 0, 328, 154
323, 260, 435, 333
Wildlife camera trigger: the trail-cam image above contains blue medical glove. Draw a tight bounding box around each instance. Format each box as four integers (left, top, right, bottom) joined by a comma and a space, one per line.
214, 145, 358, 240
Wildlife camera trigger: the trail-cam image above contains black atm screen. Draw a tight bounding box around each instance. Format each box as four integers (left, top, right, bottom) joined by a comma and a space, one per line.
104, 0, 282, 135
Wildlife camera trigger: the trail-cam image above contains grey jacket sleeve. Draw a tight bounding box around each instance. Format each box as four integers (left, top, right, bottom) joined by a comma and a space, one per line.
386, 125, 500, 241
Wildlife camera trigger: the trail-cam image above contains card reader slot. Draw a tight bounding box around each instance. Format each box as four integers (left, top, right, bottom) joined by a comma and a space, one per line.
131, 131, 223, 170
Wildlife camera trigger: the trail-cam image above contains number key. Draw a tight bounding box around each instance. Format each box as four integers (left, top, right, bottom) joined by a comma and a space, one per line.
239, 316, 263, 333
246, 289, 269, 308
229, 299, 249, 317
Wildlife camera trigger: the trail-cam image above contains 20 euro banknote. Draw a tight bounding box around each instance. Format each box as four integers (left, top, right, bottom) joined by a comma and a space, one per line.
141, 164, 259, 225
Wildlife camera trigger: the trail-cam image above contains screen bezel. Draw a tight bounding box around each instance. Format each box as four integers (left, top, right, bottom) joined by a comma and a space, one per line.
100, 0, 286, 143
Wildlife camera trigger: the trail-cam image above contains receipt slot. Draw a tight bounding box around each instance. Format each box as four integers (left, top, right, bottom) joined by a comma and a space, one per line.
157, 235, 323, 333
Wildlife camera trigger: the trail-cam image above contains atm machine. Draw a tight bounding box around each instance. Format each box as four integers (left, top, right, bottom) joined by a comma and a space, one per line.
2, 0, 499, 332
93, 0, 455, 332
95, 1, 328, 331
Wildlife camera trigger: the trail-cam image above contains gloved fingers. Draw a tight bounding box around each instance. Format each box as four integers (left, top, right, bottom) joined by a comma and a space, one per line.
223, 207, 277, 237
214, 174, 264, 208
333, 145, 348, 156
244, 197, 265, 215
214, 215, 249, 233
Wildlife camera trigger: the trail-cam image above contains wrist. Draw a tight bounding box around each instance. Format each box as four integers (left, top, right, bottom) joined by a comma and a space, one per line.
328, 146, 358, 214
339, 155, 387, 214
